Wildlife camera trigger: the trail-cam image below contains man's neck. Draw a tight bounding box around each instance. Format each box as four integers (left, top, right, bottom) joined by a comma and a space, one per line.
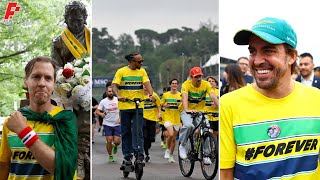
128, 64, 136, 70
253, 78, 295, 99
302, 72, 314, 81
170, 89, 178, 94
28, 102, 54, 114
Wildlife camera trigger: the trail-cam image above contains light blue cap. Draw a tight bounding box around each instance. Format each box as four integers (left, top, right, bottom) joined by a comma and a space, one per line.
234, 17, 297, 48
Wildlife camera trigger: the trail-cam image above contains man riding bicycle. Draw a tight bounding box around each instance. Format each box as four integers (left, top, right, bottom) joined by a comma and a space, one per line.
179, 67, 219, 165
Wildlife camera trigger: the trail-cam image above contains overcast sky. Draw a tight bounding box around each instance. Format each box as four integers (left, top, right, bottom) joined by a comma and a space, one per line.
220, 0, 320, 66
93, 0, 218, 40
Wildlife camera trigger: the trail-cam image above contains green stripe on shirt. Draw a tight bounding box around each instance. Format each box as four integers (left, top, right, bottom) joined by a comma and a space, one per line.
234, 117, 320, 145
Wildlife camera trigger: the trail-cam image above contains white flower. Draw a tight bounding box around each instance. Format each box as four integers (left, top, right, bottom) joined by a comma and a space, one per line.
80, 100, 90, 110
64, 62, 73, 70
73, 67, 82, 74
74, 60, 83, 67
80, 75, 90, 86
83, 64, 90, 72
66, 77, 79, 86
84, 57, 90, 63
57, 74, 66, 83
74, 72, 82, 79
60, 83, 72, 92
72, 85, 84, 96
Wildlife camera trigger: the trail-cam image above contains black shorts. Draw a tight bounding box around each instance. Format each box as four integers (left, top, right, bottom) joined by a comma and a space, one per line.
209, 121, 218, 131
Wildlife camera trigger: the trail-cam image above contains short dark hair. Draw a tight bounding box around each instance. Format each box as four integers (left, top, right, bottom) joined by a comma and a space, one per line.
64, 1, 88, 24
169, 78, 179, 85
125, 52, 140, 62
237, 57, 249, 62
25, 56, 56, 80
299, 52, 313, 61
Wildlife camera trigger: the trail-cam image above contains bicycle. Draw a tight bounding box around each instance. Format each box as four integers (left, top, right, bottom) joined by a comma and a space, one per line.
119, 98, 145, 180
178, 111, 218, 180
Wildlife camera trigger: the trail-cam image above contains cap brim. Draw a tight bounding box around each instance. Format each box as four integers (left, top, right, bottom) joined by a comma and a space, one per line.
191, 73, 203, 77
234, 29, 285, 45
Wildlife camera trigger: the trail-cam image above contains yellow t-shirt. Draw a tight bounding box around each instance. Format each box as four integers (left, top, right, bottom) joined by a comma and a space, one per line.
204, 88, 219, 121
0, 106, 77, 180
143, 92, 160, 121
160, 91, 182, 125
180, 79, 214, 111
112, 66, 150, 110
220, 82, 320, 180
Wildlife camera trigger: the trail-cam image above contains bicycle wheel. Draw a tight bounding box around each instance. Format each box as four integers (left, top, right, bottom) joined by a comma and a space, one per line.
200, 132, 218, 180
178, 136, 195, 177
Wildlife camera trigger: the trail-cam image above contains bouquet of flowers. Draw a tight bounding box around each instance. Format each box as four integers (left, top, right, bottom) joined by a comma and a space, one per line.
52, 57, 91, 111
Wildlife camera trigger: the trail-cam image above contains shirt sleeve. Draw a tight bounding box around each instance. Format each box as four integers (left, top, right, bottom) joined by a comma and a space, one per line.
0, 118, 12, 162
112, 68, 122, 85
206, 81, 214, 94
142, 68, 150, 83
181, 82, 188, 95
97, 100, 104, 111
154, 93, 161, 107
160, 93, 165, 105
220, 97, 236, 169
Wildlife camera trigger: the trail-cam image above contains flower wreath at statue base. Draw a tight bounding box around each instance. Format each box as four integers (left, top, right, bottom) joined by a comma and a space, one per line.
52, 56, 91, 111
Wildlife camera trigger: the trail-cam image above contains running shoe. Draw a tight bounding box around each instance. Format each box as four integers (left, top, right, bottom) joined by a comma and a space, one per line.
168, 155, 175, 163
179, 144, 187, 159
203, 157, 212, 165
109, 155, 115, 162
164, 149, 170, 159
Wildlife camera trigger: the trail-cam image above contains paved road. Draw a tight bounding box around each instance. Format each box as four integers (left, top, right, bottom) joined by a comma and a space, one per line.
92, 128, 218, 180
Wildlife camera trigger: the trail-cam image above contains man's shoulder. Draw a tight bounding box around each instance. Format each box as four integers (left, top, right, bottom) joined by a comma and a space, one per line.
221, 85, 252, 101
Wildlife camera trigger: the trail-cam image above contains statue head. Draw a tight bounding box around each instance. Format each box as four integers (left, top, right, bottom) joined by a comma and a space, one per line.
64, 1, 88, 34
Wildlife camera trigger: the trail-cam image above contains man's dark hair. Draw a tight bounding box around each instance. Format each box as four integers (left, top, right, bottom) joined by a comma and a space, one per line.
25, 56, 57, 80
125, 52, 139, 62
237, 57, 249, 62
169, 78, 179, 85
299, 52, 313, 60
64, 1, 88, 24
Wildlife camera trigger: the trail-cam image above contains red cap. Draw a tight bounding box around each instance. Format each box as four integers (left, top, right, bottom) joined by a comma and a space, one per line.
190, 67, 203, 77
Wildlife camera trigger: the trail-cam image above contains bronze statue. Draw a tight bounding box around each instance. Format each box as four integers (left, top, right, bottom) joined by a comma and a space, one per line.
51, 1, 90, 180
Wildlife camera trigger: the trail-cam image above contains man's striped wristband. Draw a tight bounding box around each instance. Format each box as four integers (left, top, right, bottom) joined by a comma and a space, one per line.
18, 126, 39, 148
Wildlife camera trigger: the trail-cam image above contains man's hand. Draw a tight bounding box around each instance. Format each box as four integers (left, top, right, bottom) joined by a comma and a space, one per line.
6, 111, 28, 134
163, 103, 170, 108
149, 94, 155, 101
117, 95, 125, 102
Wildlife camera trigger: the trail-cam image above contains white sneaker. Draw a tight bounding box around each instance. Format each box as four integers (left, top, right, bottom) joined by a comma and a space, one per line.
164, 149, 170, 159
179, 144, 187, 159
203, 157, 212, 165
168, 155, 175, 163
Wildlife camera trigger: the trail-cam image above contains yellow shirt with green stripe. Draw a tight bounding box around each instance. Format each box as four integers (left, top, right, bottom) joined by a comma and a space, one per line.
180, 79, 214, 111
220, 82, 320, 180
160, 91, 182, 125
0, 106, 77, 180
112, 66, 150, 110
143, 92, 160, 121
204, 88, 219, 121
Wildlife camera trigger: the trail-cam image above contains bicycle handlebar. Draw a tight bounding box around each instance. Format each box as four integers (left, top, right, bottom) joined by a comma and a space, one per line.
186, 111, 218, 117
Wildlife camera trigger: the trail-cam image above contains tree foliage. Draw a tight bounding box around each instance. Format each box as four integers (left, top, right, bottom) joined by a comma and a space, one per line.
92, 21, 218, 99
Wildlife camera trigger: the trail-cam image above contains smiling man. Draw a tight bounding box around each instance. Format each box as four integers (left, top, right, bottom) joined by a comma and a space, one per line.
220, 17, 320, 180
296, 52, 320, 89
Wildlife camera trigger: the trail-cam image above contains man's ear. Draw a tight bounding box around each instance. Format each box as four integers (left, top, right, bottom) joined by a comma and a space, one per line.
288, 50, 298, 65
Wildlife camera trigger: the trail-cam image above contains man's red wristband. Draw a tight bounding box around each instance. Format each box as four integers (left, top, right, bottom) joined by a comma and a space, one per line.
18, 126, 39, 148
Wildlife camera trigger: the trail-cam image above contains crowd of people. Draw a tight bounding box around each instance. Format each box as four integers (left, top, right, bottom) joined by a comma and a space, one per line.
92, 52, 220, 170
